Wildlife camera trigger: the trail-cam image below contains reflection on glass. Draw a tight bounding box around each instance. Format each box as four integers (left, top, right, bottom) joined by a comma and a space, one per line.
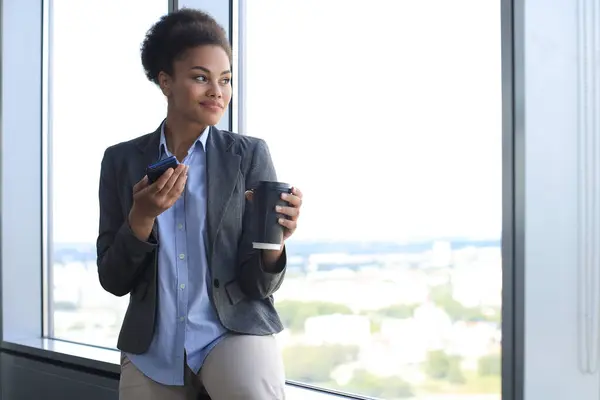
244, 1, 502, 399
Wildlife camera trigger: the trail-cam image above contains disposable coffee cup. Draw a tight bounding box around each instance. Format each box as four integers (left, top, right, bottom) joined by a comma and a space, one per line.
251, 181, 293, 250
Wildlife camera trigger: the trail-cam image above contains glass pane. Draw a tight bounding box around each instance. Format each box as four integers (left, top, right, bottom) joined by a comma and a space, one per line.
244, 1, 502, 399
50, 0, 167, 347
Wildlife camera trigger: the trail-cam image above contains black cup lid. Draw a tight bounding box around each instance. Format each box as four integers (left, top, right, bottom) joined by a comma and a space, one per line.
256, 180, 292, 191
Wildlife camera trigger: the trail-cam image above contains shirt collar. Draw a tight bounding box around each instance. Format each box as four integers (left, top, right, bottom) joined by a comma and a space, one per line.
159, 121, 210, 157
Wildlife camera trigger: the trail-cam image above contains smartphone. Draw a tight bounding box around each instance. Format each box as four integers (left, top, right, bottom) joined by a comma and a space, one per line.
146, 155, 179, 184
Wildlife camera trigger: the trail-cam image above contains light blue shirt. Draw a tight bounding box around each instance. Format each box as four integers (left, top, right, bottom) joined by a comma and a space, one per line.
126, 123, 228, 385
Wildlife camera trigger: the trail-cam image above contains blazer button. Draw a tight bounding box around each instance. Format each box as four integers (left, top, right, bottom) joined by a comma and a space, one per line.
213, 279, 220, 288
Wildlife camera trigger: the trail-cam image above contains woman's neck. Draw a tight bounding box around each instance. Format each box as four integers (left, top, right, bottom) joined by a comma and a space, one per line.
164, 114, 207, 160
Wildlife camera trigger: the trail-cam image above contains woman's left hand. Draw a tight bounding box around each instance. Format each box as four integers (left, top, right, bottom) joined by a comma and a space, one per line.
276, 187, 303, 241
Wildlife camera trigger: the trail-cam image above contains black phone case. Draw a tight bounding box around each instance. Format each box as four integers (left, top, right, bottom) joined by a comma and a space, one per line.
146, 156, 179, 184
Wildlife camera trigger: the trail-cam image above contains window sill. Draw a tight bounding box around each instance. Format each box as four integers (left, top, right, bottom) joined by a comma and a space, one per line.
0, 338, 368, 400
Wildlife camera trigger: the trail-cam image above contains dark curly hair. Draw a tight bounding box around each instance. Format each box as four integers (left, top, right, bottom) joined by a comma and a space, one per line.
140, 8, 232, 85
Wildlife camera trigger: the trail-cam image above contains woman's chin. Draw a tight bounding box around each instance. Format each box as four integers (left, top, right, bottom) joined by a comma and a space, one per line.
196, 110, 223, 127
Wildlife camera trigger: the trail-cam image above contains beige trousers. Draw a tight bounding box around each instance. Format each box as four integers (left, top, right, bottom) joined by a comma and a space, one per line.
119, 334, 286, 400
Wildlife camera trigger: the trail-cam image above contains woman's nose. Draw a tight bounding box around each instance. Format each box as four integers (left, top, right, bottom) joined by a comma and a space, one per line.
207, 83, 222, 98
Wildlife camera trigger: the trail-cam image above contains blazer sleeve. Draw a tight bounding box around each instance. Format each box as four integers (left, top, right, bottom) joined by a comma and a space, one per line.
96, 147, 157, 297
236, 139, 287, 299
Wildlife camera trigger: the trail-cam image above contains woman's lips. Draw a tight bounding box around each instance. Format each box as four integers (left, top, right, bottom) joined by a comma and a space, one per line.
199, 102, 223, 112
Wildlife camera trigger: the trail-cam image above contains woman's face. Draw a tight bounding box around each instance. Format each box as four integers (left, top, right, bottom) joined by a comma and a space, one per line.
160, 45, 232, 127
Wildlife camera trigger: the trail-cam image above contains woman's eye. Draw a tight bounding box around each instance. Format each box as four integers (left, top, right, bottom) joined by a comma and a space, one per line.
221, 78, 231, 85
195, 76, 207, 82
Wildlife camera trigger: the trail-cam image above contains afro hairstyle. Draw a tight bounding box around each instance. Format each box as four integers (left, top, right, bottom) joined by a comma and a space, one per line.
140, 8, 232, 85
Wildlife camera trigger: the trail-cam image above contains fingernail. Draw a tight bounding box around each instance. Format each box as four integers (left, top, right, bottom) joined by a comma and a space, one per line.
275, 206, 282, 212
278, 218, 285, 224
281, 193, 288, 199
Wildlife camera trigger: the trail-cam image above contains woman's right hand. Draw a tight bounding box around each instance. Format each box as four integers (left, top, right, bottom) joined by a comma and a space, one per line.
128, 164, 188, 240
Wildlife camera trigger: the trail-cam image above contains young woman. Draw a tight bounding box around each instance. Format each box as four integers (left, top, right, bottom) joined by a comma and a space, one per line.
96, 8, 303, 400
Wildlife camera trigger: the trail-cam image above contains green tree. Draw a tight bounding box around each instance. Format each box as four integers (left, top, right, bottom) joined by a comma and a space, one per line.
447, 355, 466, 384
484, 307, 502, 324
425, 350, 465, 384
377, 303, 418, 319
363, 303, 418, 335
275, 300, 353, 332
342, 370, 414, 399
282, 344, 359, 384
425, 350, 450, 379
370, 319, 381, 334
478, 353, 501, 376
430, 284, 491, 322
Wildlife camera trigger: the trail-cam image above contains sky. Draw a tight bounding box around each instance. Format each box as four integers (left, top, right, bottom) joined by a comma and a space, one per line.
50, 0, 502, 244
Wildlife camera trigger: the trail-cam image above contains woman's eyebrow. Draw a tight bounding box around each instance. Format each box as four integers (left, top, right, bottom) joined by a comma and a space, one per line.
190, 66, 231, 75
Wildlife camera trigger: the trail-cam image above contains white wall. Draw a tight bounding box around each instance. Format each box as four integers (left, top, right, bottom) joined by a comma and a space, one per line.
524, 0, 600, 397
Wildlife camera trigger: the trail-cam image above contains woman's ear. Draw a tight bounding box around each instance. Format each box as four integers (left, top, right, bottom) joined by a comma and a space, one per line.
158, 71, 172, 97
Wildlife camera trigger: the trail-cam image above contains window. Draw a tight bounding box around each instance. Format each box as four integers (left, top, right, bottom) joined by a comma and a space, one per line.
46, 0, 502, 398
49, 0, 168, 347
242, 1, 502, 398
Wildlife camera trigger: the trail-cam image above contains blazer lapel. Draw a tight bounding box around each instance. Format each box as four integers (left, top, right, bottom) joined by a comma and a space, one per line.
206, 126, 241, 258
138, 129, 162, 172
136, 124, 162, 238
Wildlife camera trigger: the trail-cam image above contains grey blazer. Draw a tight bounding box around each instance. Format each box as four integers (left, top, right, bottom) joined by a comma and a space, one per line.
96, 125, 286, 355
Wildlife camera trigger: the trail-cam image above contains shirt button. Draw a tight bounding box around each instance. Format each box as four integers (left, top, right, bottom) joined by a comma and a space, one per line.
180, 284, 185, 289
179, 317, 185, 322
179, 253, 185, 260
213, 279, 220, 288
178, 223, 183, 230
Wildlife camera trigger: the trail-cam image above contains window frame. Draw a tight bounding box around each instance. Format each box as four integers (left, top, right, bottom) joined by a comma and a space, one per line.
0, 0, 522, 399
501, 0, 525, 398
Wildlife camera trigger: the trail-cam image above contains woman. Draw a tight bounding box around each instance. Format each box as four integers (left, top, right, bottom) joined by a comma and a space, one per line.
96, 8, 303, 400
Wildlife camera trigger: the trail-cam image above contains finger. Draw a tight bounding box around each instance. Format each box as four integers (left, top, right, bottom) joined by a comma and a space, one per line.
276, 205, 299, 219
292, 186, 303, 199
152, 168, 176, 192
167, 167, 188, 199
133, 176, 149, 193
244, 190, 254, 202
281, 192, 302, 207
157, 165, 185, 194
155, 167, 178, 193
168, 174, 187, 204
278, 218, 296, 231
